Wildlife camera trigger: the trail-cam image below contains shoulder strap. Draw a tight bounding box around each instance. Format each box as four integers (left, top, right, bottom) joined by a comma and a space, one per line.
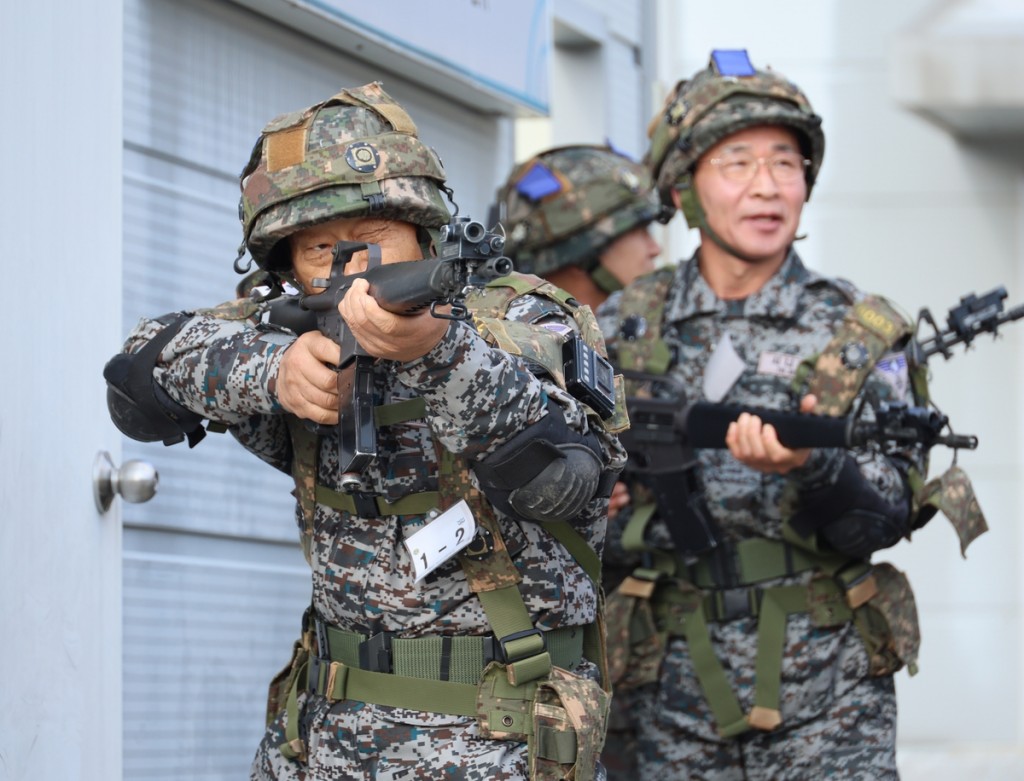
793, 293, 912, 416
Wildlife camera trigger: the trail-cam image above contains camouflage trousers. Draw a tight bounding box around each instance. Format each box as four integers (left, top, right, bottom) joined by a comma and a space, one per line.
251, 690, 609, 781
602, 688, 639, 781
621, 620, 898, 780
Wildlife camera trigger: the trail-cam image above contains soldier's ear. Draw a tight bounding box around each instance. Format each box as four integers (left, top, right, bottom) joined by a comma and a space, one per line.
671, 187, 683, 210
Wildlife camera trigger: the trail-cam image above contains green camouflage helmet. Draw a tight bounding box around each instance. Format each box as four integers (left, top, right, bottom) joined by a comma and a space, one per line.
498, 145, 661, 277
238, 81, 451, 271
646, 49, 824, 224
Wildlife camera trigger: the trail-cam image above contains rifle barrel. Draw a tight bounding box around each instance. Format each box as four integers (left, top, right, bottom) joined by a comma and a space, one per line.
684, 402, 851, 449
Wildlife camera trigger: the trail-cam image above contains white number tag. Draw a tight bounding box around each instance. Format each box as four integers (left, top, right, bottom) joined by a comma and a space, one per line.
403, 499, 477, 582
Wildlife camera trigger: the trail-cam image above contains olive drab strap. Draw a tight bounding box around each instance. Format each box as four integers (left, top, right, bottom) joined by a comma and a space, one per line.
285, 417, 319, 565
792, 293, 911, 416
615, 268, 675, 382
284, 398, 434, 564
435, 448, 555, 687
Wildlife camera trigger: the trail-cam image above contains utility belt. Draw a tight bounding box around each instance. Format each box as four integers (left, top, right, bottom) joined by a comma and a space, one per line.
267, 614, 606, 778
605, 538, 916, 739
305, 620, 585, 713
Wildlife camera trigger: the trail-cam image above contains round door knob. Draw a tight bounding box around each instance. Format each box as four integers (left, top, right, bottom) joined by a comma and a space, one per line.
93, 451, 159, 513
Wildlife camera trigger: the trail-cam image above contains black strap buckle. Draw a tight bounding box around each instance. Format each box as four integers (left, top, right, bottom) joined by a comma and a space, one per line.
307, 654, 325, 691
352, 492, 381, 518
714, 587, 762, 622
359, 631, 393, 673
496, 628, 546, 664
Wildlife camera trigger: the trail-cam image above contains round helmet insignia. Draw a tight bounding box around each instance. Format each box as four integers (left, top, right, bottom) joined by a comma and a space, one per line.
840, 341, 870, 369
345, 142, 381, 173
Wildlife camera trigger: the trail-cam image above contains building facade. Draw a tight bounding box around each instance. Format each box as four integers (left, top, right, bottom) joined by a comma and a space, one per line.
1, 1, 1020, 779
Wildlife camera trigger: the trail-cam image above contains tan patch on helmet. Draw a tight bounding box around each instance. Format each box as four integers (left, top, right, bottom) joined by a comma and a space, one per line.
266, 126, 308, 172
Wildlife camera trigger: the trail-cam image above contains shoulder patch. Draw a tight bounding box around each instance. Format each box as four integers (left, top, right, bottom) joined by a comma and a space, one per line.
193, 298, 263, 321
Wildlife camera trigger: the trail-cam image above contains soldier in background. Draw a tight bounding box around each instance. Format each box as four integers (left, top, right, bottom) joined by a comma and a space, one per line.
598, 50, 984, 780
104, 82, 627, 780
498, 144, 665, 780
498, 144, 663, 312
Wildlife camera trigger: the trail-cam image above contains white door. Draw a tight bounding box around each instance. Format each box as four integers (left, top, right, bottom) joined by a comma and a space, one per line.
0, 2, 125, 780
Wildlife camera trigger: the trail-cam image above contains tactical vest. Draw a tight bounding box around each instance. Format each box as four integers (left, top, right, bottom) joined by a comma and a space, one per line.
260, 273, 622, 778
604, 267, 988, 737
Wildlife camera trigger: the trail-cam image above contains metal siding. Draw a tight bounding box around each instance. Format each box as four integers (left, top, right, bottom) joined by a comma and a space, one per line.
606, 37, 646, 159
123, 532, 309, 779
576, 0, 642, 44
122, 0, 507, 775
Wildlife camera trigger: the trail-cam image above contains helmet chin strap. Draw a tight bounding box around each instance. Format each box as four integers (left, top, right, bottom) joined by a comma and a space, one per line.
590, 263, 624, 294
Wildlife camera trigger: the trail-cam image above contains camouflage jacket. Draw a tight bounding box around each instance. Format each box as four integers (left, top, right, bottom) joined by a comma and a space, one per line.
122, 288, 626, 638
598, 249, 924, 554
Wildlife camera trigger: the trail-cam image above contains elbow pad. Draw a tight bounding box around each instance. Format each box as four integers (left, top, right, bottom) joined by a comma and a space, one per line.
792, 456, 911, 559
472, 404, 615, 522
103, 314, 207, 447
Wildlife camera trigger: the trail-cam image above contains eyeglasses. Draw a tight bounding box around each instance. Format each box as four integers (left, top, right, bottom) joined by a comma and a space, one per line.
707, 151, 810, 183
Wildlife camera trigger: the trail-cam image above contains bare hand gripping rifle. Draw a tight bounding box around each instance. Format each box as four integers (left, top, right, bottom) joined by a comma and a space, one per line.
618, 287, 1024, 558
268, 217, 513, 491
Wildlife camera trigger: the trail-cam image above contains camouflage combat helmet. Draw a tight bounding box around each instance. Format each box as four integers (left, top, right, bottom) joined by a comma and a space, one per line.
646, 49, 824, 228
498, 145, 661, 281
238, 82, 451, 272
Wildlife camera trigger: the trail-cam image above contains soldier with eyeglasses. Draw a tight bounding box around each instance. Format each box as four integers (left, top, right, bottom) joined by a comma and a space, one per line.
598, 50, 940, 780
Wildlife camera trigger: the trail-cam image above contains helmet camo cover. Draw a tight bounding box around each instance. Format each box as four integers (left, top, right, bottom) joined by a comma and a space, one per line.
499, 144, 661, 276
239, 81, 451, 271
646, 49, 825, 213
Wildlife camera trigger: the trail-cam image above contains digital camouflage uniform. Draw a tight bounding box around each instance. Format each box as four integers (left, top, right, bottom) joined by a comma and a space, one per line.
598, 252, 918, 780
111, 83, 627, 781
595, 50, 986, 781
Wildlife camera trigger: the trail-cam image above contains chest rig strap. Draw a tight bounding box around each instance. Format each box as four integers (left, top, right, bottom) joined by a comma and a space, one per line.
650, 539, 863, 737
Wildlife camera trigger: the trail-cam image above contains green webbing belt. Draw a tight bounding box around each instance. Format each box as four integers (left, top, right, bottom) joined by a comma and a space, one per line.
321, 624, 584, 684
311, 658, 480, 716
315, 486, 440, 516
646, 539, 856, 737
686, 538, 847, 588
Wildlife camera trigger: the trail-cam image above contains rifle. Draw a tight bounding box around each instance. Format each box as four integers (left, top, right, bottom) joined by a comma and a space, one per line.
618, 287, 1022, 558
622, 285, 1024, 463
268, 217, 512, 491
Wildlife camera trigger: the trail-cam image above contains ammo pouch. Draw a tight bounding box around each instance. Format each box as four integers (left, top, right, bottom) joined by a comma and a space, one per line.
849, 562, 920, 677
265, 637, 310, 728
604, 573, 668, 691
476, 661, 610, 781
